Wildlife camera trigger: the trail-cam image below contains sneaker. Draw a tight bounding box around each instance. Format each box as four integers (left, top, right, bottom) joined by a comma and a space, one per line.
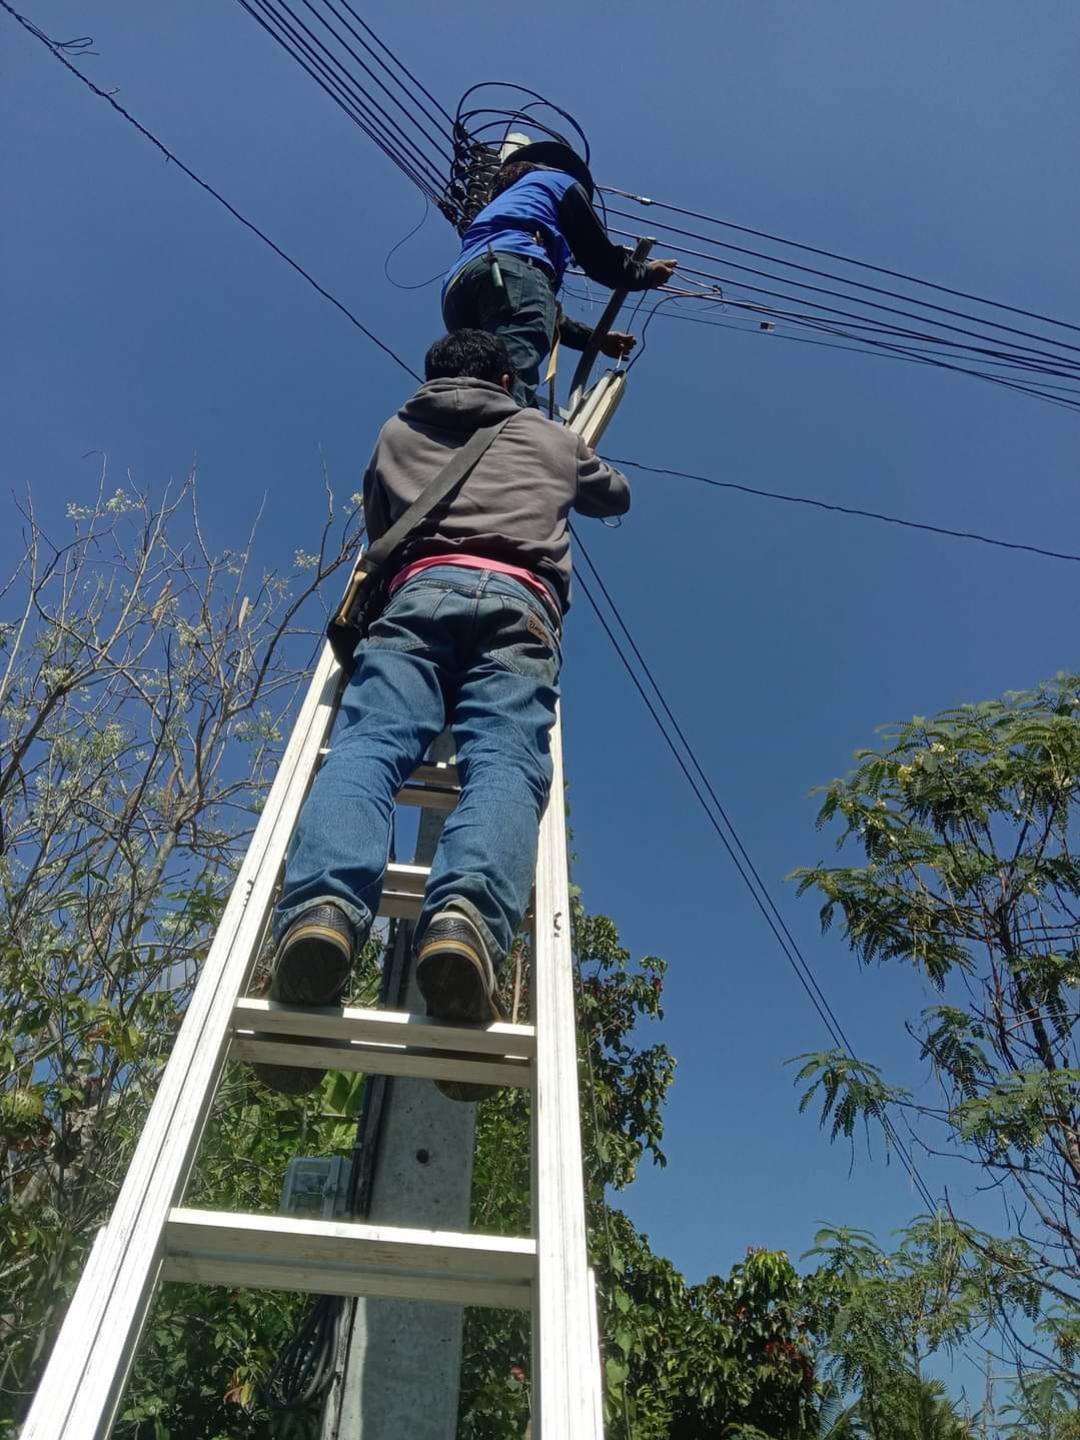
416, 910, 502, 1103
251, 904, 355, 1095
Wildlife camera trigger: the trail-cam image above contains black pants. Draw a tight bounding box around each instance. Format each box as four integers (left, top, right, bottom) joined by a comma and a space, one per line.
442, 253, 557, 407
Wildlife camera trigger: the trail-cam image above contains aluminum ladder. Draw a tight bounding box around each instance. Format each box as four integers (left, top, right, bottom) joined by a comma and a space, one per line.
21, 387, 634, 1440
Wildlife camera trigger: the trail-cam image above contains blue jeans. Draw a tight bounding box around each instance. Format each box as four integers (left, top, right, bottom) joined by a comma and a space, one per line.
275, 567, 561, 967
442, 253, 557, 407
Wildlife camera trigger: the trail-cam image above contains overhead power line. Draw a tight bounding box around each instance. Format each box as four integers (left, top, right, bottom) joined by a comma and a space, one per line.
594, 185, 1080, 412
315, 0, 455, 128
233, 0, 452, 202
237, 0, 449, 200
604, 204, 1080, 365
569, 525, 939, 1213
608, 227, 1080, 378
605, 455, 1080, 565
602, 183, 1080, 340
565, 280, 1080, 414
3, 1, 421, 384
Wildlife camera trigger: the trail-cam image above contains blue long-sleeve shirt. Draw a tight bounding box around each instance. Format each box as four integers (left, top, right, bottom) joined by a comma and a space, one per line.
443, 169, 654, 302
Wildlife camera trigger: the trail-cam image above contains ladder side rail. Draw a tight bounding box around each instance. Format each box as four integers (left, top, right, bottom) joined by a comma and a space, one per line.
529, 394, 629, 1436
566, 235, 655, 415
530, 710, 605, 1440
22, 642, 343, 1440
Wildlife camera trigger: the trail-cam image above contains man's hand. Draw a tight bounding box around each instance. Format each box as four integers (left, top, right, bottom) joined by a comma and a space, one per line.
599, 330, 637, 360
646, 258, 678, 288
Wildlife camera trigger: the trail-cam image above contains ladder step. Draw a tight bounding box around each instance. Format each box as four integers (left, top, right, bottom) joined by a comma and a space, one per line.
163, 1208, 535, 1309
231, 998, 534, 1087
318, 752, 462, 813
397, 761, 461, 812
379, 860, 429, 919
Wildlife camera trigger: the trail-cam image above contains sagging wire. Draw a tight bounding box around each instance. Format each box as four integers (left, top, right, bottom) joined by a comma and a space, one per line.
621, 286, 719, 375
383, 196, 444, 291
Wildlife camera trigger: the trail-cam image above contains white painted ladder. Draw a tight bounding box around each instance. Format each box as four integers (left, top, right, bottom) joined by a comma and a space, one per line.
21, 396, 624, 1440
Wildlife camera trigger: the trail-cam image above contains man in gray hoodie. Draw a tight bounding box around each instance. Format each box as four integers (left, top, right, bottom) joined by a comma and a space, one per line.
261, 329, 629, 1099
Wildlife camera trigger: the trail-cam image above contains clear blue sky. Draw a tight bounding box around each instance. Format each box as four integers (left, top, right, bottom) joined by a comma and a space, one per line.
5, 0, 1079, 1379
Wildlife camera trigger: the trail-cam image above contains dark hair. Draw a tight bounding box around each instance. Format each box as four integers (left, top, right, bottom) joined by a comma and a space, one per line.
425, 329, 515, 384
489, 159, 543, 201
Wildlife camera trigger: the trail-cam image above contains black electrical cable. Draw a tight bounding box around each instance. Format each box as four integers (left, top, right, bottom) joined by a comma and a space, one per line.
628, 260, 1080, 388
617, 276, 1080, 412
382, 197, 443, 290
564, 279, 1080, 414
604, 203, 1080, 363
710, 303, 1080, 413
3, 1, 421, 384
455, 81, 591, 162
570, 530, 938, 1212
663, 273, 1080, 404
609, 227, 1080, 378
603, 455, 1080, 565
263, 1295, 344, 1410
327, 0, 456, 129
601, 184, 1080, 340
289, 0, 454, 160
237, 0, 449, 199
563, 279, 1080, 395
238, 0, 444, 197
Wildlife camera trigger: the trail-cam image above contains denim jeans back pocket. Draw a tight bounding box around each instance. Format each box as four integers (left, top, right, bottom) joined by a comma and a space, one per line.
488, 599, 562, 683
365, 582, 450, 654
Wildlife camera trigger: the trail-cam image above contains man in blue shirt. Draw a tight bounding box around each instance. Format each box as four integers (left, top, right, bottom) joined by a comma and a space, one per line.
442, 140, 677, 406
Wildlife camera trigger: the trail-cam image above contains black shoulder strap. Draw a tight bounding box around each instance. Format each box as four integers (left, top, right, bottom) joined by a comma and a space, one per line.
363, 411, 517, 575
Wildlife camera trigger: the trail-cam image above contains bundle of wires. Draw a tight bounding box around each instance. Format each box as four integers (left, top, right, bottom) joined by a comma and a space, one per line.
565, 184, 1080, 412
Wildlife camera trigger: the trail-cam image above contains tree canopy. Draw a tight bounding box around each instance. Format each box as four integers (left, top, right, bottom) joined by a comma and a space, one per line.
794, 675, 1080, 1428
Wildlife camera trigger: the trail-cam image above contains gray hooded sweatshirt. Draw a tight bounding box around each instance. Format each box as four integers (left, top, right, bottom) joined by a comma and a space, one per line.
361, 377, 630, 616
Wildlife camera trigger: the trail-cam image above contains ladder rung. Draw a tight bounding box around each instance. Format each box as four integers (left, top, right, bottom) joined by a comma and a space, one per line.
397, 763, 461, 811
408, 761, 461, 789
318, 751, 462, 814
231, 998, 534, 1087
233, 998, 534, 1055
163, 1208, 535, 1309
396, 782, 459, 812
379, 860, 429, 919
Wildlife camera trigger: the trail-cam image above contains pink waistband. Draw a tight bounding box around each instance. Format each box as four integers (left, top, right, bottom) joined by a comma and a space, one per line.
389, 554, 560, 622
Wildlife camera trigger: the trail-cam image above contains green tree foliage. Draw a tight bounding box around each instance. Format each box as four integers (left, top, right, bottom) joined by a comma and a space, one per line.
807, 1225, 982, 1440
792, 675, 1080, 1410
459, 902, 817, 1440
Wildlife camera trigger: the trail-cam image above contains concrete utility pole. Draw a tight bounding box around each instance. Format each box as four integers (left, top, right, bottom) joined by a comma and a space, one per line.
321, 734, 475, 1440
